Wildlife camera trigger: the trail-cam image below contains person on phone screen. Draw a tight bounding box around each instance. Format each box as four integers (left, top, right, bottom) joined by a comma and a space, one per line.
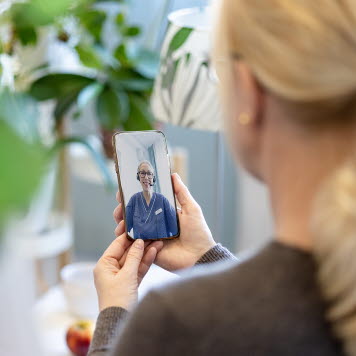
125, 161, 177, 239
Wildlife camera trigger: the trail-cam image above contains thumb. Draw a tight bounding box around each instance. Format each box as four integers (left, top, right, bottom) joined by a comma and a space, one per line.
123, 239, 144, 273
172, 173, 198, 210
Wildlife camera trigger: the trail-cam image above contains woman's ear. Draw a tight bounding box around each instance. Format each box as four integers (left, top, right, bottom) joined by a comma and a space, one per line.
230, 61, 267, 180
233, 61, 265, 127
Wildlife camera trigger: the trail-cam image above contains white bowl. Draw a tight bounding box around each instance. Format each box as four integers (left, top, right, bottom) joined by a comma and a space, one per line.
60, 262, 98, 319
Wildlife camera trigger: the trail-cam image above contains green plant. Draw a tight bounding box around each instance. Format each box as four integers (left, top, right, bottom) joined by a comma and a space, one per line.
0, 1, 146, 188
0, 88, 114, 228
0, 0, 161, 229
0, 0, 146, 246
0, 87, 48, 234
29, 0, 159, 134
0, 120, 47, 233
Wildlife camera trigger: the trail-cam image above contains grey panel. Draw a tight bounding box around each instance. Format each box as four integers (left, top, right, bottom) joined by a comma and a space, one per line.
164, 123, 237, 251
71, 177, 118, 261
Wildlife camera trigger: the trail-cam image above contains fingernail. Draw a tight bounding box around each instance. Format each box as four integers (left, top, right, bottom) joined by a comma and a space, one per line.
135, 239, 144, 248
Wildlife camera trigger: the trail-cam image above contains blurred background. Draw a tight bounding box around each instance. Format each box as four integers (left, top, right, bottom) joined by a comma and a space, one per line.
0, 0, 273, 355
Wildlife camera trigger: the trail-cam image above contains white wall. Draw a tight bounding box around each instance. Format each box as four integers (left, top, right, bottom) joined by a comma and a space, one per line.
153, 137, 175, 206
115, 135, 142, 203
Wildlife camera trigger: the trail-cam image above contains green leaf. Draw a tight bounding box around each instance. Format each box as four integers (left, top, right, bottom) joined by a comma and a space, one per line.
31, 62, 50, 72
119, 78, 153, 92
0, 89, 40, 142
135, 48, 160, 79
110, 68, 153, 92
31, 74, 96, 123
94, 45, 120, 68
185, 52, 191, 64
77, 82, 104, 110
50, 136, 115, 190
96, 86, 122, 130
75, 44, 103, 69
11, 0, 73, 27
0, 121, 47, 230
30, 73, 94, 101
124, 94, 153, 131
168, 27, 193, 54
115, 12, 125, 27
16, 26, 37, 46
116, 90, 129, 122
122, 26, 141, 37
113, 43, 132, 67
54, 91, 79, 121
79, 9, 106, 43
161, 58, 180, 89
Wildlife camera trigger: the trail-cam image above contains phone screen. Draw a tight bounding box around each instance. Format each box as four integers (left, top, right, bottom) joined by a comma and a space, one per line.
113, 131, 180, 240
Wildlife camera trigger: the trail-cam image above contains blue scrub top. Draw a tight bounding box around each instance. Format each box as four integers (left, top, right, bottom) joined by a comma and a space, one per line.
125, 192, 178, 239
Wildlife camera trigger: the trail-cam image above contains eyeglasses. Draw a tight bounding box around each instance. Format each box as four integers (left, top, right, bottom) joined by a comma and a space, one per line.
139, 171, 154, 178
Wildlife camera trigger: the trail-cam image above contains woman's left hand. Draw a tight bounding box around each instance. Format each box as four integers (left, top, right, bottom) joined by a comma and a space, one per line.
93, 221, 163, 312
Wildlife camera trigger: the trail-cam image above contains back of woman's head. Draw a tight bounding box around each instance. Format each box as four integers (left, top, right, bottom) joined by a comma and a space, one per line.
216, 0, 356, 103
214, 1, 356, 354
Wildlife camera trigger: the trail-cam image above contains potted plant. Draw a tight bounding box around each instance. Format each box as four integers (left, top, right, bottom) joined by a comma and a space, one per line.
0, 0, 117, 292
29, 0, 159, 158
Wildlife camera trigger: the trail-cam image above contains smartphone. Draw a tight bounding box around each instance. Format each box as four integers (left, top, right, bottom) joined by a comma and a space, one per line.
112, 130, 180, 241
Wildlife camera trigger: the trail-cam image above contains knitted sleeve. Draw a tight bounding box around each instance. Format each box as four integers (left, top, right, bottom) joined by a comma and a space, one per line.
195, 243, 237, 265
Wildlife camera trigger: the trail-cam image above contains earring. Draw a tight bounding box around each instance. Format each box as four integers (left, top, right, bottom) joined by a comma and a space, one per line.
238, 112, 251, 125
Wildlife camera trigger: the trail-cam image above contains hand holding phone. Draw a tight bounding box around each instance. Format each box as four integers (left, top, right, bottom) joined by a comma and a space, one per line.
113, 173, 217, 271
93, 231, 163, 312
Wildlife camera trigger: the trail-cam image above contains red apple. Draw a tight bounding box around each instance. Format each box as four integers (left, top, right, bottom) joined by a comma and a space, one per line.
66, 320, 94, 356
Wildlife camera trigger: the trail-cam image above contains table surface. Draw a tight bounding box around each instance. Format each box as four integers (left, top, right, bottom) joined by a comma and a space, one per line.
33, 264, 178, 356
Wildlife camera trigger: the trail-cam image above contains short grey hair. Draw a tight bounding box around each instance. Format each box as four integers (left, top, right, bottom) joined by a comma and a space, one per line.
137, 160, 154, 173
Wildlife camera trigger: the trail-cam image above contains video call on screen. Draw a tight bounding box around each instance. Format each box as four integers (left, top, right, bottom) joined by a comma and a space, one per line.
115, 131, 179, 240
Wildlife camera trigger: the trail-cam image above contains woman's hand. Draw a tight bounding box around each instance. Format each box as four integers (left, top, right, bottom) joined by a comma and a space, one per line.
93, 222, 163, 312
155, 173, 216, 270
113, 173, 216, 272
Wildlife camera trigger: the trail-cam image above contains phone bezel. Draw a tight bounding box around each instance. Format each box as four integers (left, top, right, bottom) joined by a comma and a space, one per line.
112, 130, 180, 241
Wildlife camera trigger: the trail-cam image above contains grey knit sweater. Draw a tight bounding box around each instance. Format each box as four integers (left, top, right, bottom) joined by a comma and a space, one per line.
88, 242, 343, 356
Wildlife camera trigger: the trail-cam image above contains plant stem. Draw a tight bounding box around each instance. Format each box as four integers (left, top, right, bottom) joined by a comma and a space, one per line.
4, 25, 17, 55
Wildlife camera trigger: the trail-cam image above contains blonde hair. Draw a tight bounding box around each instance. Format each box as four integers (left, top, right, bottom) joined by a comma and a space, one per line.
312, 159, 356, 355
214, 0, 356, 354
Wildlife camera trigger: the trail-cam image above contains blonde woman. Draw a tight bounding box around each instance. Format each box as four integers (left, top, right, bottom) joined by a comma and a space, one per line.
89, 1, 356, 355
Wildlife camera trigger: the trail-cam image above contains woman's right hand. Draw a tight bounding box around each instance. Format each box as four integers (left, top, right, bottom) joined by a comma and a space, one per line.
154, 173, 216, 271
113, 173, 216, 272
